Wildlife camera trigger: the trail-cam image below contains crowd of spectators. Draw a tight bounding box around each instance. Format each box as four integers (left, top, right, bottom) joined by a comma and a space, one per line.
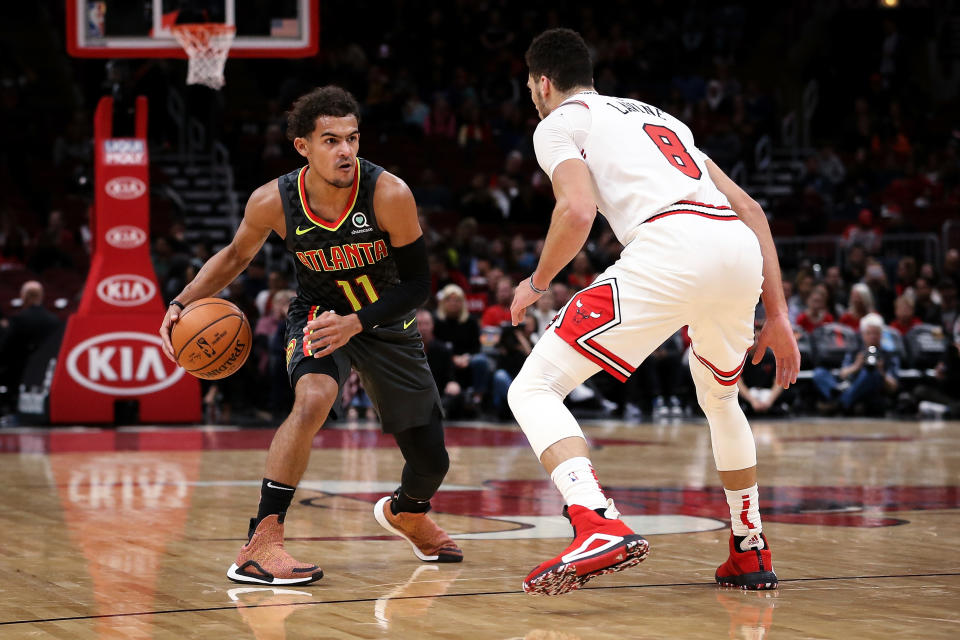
1, 1, 959, 423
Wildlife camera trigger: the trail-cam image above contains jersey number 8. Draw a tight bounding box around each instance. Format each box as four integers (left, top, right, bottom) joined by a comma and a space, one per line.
642, 124, 702, 180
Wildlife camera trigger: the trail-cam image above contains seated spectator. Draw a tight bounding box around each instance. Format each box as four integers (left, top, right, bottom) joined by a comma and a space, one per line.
864, 259, 895, 319
434, 284, 492, 409
944, 249, 960, 284
783, 279, 801, 324
843, 244, 869, 285
796, 285, 835, 333
424, 94, 456, 139
812, 313, 900, 415
417, 309, 469, 418
913, 276, 942, 326
839, 283, 876, 330
255, 269, 289, 318
789, 271, 815, 322
529, 286, 558, 336
429, 249, 469, 297
0, 281, 63, 412
842, 208, 882, 254
567, 251, 597, 290
550, 281, 572, 309
889, 295, 921, 335
824, 265, 847, 315
491, 317, 535, 420
625, 330, 686, 420
254, 289, 295, 377
265, 289, 296, 418
737, 343, 789, 416
938, 277, 958, 335
912, 316, 960, 418
343, 371, 376, 421
894, 256, 917, 297
30, 210, 79, 272
480, 277, 514, 328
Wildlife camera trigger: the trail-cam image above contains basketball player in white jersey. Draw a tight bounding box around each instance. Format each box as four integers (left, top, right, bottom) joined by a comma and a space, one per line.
508, 28, 801, 595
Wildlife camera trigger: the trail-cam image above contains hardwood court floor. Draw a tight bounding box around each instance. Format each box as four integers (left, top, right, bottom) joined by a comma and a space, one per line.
0, 418, 958, 639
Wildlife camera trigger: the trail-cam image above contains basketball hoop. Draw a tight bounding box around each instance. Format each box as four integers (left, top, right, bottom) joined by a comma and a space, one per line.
171, 23, 235, 90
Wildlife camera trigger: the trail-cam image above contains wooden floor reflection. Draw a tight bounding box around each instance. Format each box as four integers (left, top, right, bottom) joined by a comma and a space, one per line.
1, 418, 958, 639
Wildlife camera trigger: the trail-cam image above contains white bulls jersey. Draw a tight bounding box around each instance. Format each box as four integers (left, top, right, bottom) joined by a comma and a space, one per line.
533, 90, 732, 245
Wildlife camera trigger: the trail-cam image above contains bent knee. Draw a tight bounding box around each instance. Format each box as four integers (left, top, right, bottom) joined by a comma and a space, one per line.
507, 373, 528, 413
293, 374, 339, 421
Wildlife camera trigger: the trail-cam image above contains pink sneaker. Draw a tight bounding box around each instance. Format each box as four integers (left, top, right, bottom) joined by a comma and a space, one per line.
227, 514, 323, 585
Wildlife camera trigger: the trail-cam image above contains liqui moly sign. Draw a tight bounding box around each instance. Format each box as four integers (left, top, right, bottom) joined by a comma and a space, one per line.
65, 332, 185, 395
103, 139, 146, 165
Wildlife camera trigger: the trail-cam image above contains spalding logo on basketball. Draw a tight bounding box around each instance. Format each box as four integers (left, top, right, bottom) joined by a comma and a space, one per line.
66, 332, 186, 395
171, 298, 251, 380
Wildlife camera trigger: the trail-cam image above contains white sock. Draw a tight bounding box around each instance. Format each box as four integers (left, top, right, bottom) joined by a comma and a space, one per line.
551, 457, 608, 511
725, 484, 764, 549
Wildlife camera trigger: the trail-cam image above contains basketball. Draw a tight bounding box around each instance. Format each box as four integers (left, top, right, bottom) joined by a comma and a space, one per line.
171, 298, 252, 380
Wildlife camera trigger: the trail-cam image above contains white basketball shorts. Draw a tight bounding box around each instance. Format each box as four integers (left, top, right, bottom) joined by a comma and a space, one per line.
537, 205, 764, 386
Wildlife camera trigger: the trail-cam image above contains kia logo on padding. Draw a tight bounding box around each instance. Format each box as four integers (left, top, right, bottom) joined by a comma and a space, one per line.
66, 332, 185, 396
105, 176, 147, 200
105, 225, 147, 249
96, 274, 156, 307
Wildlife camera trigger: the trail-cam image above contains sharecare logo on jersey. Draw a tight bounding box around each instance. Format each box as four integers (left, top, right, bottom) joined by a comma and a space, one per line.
103, 139, 146, 165
105, 225, 147, 249
96, 274, 156, 307
66, 332, 185, 396
105, 176, 147, 200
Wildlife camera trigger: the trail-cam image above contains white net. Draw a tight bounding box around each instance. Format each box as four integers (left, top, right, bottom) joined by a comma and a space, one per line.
171, 23, 236, 90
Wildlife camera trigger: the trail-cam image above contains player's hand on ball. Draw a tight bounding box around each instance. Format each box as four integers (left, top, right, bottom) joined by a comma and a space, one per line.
305, 311, 363, 357
159, 304, 180, 362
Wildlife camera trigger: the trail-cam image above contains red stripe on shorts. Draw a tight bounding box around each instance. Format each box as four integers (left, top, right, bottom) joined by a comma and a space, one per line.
691, 348, 747, 386
644, 209, 739, 224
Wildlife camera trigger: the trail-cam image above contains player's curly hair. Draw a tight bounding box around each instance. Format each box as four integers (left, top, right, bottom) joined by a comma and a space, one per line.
286, 86, 361, 140
525, 28, 593, 93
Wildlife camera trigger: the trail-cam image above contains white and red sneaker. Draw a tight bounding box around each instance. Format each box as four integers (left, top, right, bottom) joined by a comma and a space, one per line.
715, 532, 778, 590
523, 500, 649, 595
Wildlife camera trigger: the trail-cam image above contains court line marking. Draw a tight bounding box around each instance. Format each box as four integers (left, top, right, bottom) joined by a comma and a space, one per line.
2, 571, 958, 627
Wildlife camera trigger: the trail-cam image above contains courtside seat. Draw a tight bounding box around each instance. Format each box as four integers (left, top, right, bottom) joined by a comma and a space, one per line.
810, 323, 860, 368
905, 323, 948, 370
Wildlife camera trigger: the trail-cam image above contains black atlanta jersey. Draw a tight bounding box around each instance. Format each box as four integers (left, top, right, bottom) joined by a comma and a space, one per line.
279, 158, 400, 316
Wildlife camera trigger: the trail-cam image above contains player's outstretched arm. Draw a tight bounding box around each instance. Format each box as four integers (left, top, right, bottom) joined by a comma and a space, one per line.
511, 158, 596, 325
159, 182, 281, 361
706, 159, 799, 388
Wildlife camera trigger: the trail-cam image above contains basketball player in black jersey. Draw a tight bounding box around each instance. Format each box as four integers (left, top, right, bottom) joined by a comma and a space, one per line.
159, 86, 461, 585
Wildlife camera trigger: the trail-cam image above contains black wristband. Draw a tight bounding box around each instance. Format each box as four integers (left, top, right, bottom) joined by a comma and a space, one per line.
169, 300, 185, 311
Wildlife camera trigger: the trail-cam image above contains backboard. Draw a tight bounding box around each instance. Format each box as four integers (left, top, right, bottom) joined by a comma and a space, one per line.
67, 0, 318, 58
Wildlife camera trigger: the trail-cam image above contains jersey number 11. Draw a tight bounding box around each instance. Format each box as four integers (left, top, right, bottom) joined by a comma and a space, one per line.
336, 275, 380, 312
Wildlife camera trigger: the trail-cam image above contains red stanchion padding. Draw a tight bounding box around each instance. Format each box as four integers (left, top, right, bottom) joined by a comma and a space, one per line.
49, 96, 201, 424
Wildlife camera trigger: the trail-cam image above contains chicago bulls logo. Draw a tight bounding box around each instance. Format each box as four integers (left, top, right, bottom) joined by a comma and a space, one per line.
573, 298, 602, 324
